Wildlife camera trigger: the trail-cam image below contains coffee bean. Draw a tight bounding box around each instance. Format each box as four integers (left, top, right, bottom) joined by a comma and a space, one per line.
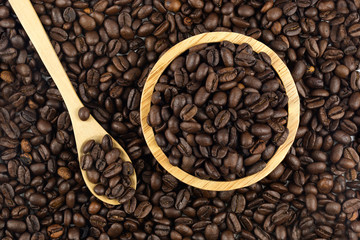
227, 212, 242, 233
175, 189, 190, 210
177, 137, 192, 157
103, 162, 122, 178
134, 201, 152, 218
349, 23, 360, 37
90, 215, 107, 229
47, 224, 64, 238
50, 27, 68, 42
205, 224, 220, 240
283, 22, 301, 36
214, 110, 231, 129
18, 165, 31, 185
29, 193, 47, 207
328, 106, 345, 120
304, 38, 319, 58
11, 205, 28, 219
231, 194, 246, 213
180, 104, 197, 121
342, 198, 360, 214
333, 130, 351, 145
7, 219, 27, 233
78, 107, 90, 121
315, 225, 333, 238
79, 14, 96, 31
263, 190, 280, 204
205, 71, 219, 93
325, 201, 341, 215
350, 221, 360, 233
26, 215, 40, 233
63, 7, 76, 23
349, 92, 360, 110
194, 86, 211, 107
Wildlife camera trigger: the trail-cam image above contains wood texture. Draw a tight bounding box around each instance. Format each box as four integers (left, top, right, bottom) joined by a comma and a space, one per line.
140, 32, 300, 191
9, 0, 136, 205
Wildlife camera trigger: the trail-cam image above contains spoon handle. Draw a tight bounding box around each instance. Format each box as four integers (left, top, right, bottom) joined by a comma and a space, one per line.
9, 0, 83, 123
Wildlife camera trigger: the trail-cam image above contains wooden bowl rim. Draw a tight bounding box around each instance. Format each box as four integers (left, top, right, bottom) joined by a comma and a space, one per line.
140, 32, 300, 191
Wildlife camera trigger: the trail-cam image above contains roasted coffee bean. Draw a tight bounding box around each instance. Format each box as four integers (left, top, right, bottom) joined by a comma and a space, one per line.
194, 86, 211, 107
325, 201, 341, 215
214, 110, 231, 129
174, 137, 191, 157
78, 107, 90, 121
315, 225, 333, 238
175, 189, 190, 210
234, 53, 256, 67
50, 27, 68, 42
7, 219, 27, 233
231, 194, 246, 213
283, 22, 301, 36
180, 104, 197, 121
47, 224, 64, 238
205, 71, 219, 93
11, 205, 28, 219
26, 215, 40, 233
134, 201, 152, 218
343, 199, 360, 214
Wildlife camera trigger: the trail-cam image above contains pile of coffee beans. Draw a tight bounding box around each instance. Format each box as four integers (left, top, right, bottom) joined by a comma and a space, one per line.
0, 0, 360, 239
81, 135, 135, 203
148, 42, 289, 180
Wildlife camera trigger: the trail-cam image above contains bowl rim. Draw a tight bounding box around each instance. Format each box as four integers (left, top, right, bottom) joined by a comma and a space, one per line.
140, 32, 300, 191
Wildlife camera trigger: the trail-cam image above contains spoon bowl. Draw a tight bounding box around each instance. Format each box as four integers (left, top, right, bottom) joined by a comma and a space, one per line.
75, 118, 137, 205
10, 0, 137, 205
140, 32, 300, 191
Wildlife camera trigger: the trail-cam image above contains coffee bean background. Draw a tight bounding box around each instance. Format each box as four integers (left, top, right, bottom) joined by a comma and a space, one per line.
0, 0, 359, 239
148, 42, 289, 180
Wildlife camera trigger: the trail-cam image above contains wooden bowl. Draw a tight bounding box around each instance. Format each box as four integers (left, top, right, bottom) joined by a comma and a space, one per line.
140, 32, 300, 191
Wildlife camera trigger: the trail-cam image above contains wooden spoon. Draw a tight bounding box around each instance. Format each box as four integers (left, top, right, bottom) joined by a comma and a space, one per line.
140, 32, 300, 191
9, 0, 137, 205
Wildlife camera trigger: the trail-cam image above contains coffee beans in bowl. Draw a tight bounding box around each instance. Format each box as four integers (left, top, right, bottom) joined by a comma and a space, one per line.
81, 135, 135, 204
147, 41, 289, 181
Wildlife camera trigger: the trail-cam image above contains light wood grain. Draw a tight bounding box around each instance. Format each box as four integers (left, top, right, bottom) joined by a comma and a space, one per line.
140, 32, 300, 191
9, 0, 136, 205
